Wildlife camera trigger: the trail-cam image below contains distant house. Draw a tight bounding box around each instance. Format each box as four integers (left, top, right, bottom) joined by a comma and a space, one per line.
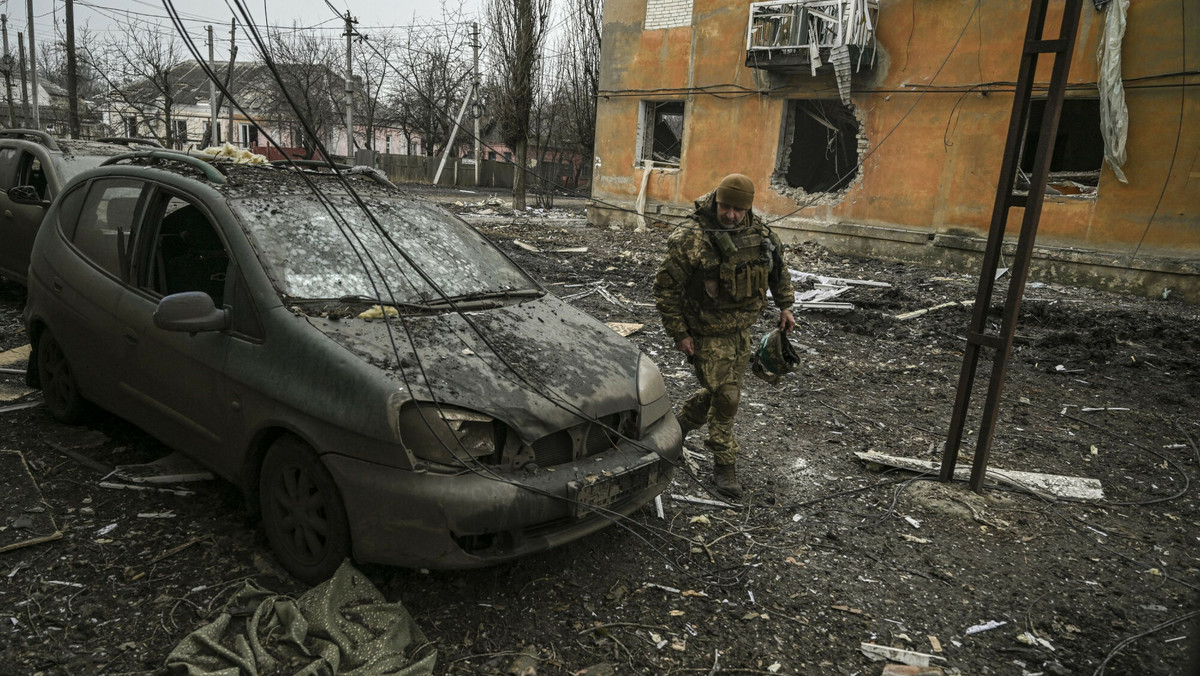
590, 0, 1198, 300
1, 80, 104, 137
106, 60, 409, 158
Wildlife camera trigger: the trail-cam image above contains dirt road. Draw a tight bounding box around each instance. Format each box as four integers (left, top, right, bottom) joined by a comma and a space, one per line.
1, 205, 1197, 675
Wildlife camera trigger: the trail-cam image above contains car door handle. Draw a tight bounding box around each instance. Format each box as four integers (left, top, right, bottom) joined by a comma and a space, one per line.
123, 328, 138, 345
52, 278, 64, 292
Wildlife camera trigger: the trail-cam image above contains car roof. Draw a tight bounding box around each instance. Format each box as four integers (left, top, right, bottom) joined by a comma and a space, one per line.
97, 152, 405, 202
0, 130, 162, 159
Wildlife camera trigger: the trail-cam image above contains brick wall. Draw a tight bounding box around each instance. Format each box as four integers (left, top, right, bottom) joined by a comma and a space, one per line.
644, 0, 694, 30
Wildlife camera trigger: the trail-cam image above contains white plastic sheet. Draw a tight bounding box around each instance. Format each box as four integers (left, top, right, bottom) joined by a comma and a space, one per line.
1097, 0, 1130, 183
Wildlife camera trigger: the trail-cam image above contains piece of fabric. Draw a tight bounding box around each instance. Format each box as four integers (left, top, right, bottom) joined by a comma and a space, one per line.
678, 331, 753, 465
165, 561, 436, 676
1097, 0, 1129, 183
653, 191, 795, 342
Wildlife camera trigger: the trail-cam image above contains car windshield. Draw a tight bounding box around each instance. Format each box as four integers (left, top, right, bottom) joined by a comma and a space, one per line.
232, 194, 537, 303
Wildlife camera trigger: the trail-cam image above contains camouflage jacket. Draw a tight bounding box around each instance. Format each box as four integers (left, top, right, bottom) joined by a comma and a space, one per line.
653, 191, 795, 340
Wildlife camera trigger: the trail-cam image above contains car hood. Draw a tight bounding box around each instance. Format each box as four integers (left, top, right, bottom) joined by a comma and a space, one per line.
305, 295, 641, 441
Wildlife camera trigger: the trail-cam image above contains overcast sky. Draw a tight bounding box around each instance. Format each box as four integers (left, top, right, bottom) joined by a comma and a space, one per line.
12, 0, 486, 61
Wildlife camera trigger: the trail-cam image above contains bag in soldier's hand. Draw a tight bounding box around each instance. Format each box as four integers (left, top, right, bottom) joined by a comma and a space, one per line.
751, 328, 802, 384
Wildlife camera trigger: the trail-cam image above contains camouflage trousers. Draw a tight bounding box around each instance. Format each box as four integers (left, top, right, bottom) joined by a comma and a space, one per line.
678, 331, 752, 466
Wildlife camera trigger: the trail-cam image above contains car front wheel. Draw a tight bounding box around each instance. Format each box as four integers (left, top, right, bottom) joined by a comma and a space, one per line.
37, 330, 86, 423
259, 436, 351, 584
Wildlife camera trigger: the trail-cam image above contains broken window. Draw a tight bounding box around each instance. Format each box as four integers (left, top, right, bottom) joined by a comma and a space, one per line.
776, 99, 859, 194
639, 101, 685, 167
1019, 98, 1103, 196
141, 195, 230, 306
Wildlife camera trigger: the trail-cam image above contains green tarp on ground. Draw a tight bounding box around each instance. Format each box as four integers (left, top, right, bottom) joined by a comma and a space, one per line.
165, 561, 436, 675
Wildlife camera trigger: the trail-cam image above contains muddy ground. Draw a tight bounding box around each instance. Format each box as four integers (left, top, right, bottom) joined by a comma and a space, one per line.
1, 197, 1198, 675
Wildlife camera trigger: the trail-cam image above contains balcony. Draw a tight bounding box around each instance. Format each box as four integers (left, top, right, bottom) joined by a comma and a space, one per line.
746, 0, 880, 99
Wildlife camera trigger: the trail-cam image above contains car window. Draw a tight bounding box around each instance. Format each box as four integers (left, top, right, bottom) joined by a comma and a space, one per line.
17, 154, 48, 199
231, 195, 536, 302
0, 148, 19, 190
55, 183, 89, 235
71, 178, 145, 279
140, 194, 230, 307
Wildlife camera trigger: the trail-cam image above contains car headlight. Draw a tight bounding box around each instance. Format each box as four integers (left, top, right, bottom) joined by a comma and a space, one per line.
398, 404, 496, 467
637, 354, 671, 433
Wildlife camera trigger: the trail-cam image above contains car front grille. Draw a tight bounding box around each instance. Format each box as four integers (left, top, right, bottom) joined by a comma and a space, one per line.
531, 412, 628, 467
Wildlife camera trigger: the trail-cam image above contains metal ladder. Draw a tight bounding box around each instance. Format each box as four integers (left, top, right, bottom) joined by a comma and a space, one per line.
939, 0, 1086, 491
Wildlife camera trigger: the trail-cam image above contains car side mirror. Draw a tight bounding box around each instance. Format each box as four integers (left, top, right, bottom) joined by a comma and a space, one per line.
7, 185, 50, 207
154, 292, 230, 334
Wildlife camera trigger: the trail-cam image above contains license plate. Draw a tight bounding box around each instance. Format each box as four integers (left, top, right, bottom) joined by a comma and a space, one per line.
570, 462, 660, 517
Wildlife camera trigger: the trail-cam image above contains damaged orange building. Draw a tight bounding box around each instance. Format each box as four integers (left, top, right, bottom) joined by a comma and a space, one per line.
588, 0, 1198, 300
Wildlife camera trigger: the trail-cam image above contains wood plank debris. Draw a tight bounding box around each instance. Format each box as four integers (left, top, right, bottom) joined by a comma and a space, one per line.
605, 322, 644, 337
105, 452, 215, 484
0, 450, 63, 553
0, 401, 41, 414
552, 247, 589, 254
668, 493, 741, 510
859, 643, 944, 667
513, 239, 541, 252
790, 270, 892, 288
894, 300, 975, 321
855, 450, 1104, 500
0, 344, 35, 402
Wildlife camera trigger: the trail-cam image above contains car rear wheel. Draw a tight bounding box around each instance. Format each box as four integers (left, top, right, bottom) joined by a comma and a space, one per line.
259, 436, 351, 584
37, 330, 86, 423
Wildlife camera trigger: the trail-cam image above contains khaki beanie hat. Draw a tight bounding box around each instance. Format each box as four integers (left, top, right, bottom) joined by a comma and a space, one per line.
715, 174, 755, 210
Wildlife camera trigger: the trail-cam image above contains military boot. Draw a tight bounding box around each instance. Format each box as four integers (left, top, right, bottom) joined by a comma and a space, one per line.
678, 417, 702, 439
713, 463, 742, 499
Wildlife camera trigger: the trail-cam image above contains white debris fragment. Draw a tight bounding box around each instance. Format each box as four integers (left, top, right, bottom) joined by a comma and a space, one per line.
96, 523, 118, 536
904, 515, 922, 529
966, 619, 1008, 635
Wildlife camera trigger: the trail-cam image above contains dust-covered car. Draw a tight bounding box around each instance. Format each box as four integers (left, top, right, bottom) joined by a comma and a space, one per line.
0, 130, 162, 284
22, 152, 682, 583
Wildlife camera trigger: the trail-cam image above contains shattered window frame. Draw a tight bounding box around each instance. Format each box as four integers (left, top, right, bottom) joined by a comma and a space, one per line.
1017, 97, 1103, 198
638, 100, 685, 168
775, 98, 860, 194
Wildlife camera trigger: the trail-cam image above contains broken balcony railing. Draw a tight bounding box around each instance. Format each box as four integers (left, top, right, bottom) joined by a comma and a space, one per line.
745, 0, 880, 103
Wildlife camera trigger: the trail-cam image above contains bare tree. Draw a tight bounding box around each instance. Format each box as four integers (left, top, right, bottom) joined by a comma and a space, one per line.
258, 28, 343, 156
387, 2, 473, 157
89, 17, 187, 144
353, 30, 402, 152
556, 0, 602, 186
486, 0, 552, 209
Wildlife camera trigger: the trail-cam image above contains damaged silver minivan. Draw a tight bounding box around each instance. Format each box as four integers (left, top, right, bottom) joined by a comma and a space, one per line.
22, 153, 682, 583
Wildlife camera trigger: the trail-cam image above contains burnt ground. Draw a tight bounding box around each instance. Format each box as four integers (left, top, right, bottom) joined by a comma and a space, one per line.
1, 200, 1198, 676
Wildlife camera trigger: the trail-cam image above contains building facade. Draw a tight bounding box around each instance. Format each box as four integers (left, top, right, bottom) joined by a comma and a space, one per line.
589, 0, 1198, 300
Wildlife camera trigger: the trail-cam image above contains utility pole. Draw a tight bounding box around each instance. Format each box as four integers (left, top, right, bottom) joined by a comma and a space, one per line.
26, 0, 38, 130
65, 0, 80, 138
227, 19, 237, 144
207, 25, 217, 145
1, 15, 14, 127
342, 10, 356, 157
17, 32, 28, 127
472, 21, 481, 185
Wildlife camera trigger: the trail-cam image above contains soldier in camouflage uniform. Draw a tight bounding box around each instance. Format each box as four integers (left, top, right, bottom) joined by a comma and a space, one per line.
653, 174, 796, 498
